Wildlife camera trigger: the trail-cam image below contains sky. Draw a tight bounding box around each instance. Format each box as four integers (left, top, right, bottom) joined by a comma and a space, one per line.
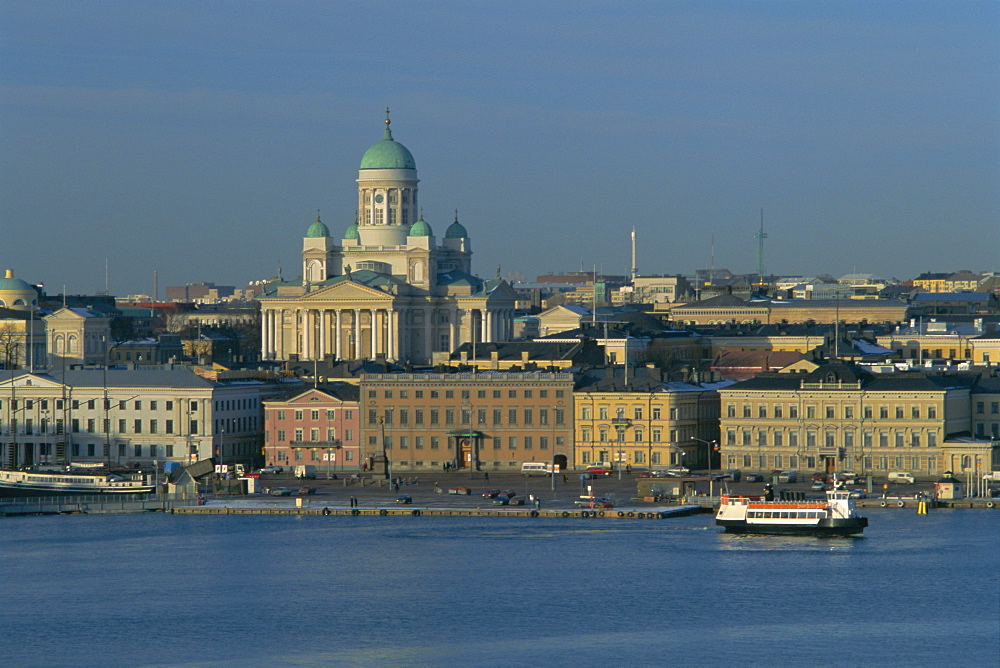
1, 1, 998, 297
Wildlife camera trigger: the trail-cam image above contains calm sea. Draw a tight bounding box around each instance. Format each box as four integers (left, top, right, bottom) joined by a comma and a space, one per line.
1, 508, 997, 667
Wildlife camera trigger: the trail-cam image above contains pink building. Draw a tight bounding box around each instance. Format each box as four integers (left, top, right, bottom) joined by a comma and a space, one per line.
263, 384, 361, 472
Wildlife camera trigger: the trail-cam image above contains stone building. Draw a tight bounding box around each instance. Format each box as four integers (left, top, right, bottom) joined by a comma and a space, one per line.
263, 383, 361, 472
717, 362, 983, 479
259, 113, 517, 365
359, 371, 574, 473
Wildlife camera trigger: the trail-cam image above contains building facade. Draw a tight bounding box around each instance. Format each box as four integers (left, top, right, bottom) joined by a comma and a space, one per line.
260, 114, 517, 365
573, 369, 725, 471
359, 371, 575, 473
263, 384, 361, 472
717, 362, 978, 479
0, 368, 284, 470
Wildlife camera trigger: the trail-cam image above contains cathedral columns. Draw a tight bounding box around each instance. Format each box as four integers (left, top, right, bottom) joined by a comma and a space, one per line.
320, 310, 329, 359
390, 311, 399, 360
353, 309, 362, 359
371, 309, 379, 358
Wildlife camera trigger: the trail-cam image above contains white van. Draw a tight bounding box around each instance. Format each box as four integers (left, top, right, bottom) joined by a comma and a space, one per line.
888, 471, 915, 484
521, 462, 550, 477
294, 465, 317, 479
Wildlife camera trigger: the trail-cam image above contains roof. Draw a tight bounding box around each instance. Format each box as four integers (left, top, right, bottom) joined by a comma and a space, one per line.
912, 292, 992, 303
49, 368, 218, 389
409, 216, 433, 237
359, 122, 416, 170
306, 214, 330, 238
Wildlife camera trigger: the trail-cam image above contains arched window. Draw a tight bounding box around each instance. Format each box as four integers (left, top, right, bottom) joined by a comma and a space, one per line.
68, 335, 79, 354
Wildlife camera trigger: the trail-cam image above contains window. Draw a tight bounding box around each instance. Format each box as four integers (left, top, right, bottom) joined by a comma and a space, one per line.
652, 406, 661, 420
806, 431, 816, 447
774, 405, 783, 419
727, 404, 736, 418
911, 407, 920, 419
927, 406, 937, 419
634, 406, 643, 420
789, 405, 798, 419
652, 428, 662, 442
478, 409, 487, 425
759, 406, 767, 418
311, 410, 320, 420
119, 419, 127, 433
895, 407, 904, 419
295, 410, 303, 421
508, 437, 517, 450
844, 430, 853, 448
415, 409, 424, 425
806, 406, 815, 419
774, 431, 783, 447
524, 390, 533, 399
581, 406, 591, 420
927, 432, 937, 447
757, 432, 767, 447
727, 429, 736, 445
599, 406, 609, 419
523, 436, 533, 450
431, 437, 440, 450
415, 436, 424, 450
911, 433, 920, 447
134, 420, 142, 434
166, 420, 174, 434
508, 390, 517, 399
555, 409, 564, 425
863, 406, 872, 419
150, 420, 158, 434
539, 409, 548, 426
993, 402, 999, 414
895, 432, 904, 447
508, 409, 517, 425
445, 409, 454, 425
880, 407, 888, 419
430, 409, 439, 426
742, 430, 751, 446
523, 409, 533, 425
743, 405, 751, 418
844, 406, 854, 419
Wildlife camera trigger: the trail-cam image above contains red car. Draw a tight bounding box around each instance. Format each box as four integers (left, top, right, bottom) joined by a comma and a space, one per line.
585, 466, 613, 476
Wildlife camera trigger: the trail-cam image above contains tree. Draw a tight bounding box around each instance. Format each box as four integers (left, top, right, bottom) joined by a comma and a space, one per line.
0, 322, 23, 369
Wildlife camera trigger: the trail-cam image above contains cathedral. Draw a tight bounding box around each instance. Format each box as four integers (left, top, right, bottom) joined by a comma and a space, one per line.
260, 113, 517, 364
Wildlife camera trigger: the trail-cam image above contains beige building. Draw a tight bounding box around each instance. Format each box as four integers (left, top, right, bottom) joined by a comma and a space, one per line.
45, 307, 112, 368
359, 371, 575, 473
718, 362, 981, 479
260, 114, 517, 365
0, 367, 285, 470
573, 368, 726, 471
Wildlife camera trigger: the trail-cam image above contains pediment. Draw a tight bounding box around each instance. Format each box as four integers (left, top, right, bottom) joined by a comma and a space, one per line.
0, 373, 64, 389
300, 281, 394, 302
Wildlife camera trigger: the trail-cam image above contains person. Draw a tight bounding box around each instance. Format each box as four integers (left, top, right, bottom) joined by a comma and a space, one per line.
483, 472, 489, 482
763, 483, 774, 502
626, 464, 632, 475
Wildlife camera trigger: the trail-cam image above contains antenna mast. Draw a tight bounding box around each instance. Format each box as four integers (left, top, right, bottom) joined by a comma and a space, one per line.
754, 209, 767, 288
630, 226, 637, 282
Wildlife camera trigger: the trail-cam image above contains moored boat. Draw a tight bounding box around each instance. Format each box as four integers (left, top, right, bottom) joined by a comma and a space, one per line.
0, 468, 155, 496
716, 489, 868, 536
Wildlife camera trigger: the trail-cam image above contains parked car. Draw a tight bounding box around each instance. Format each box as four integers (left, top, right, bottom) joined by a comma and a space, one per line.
396, 495, 412, 504
492, 495, 510, 506
720, 469, 741, 482
575, 496, 614, 508
666, 466, 690, 476
888, 471, 916, 484
481, 489, 503, 498
585, 465, 613, 476
269, 487, 292, 496
298, 487, 316, 495
811, 472, 826, 483
778, 471, 799, 483
507, 497, 526, 506
811, 481, 826, 491
744, 473, 764, 483
260, 466, 283, 474
848, 489, 867, 499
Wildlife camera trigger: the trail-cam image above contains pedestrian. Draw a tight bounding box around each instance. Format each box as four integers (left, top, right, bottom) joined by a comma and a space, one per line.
626, 464, 632, 475
562, 474, 568, 483
484, 472, 489, 482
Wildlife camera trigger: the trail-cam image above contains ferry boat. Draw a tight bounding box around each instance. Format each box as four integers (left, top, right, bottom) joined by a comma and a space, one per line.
715, 489, 868, 536
0, 469, 155, 496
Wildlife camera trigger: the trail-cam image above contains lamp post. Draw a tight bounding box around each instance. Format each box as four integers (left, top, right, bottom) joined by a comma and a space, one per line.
611, 417, 632, 481
462, 398, 475, 479
691, 438, 718, 477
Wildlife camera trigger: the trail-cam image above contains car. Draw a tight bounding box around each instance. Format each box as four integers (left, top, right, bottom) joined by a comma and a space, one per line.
811, 472, 827, 483
574, 496, 614, 509
720, 469, 741, 482
269, 487, 292, 496
848, 489, 867, 499
585, 466, 613, 476
492, 495, 510, 506
298, 486, 316, 495
396, 495, 412, 504
888, 471, 916, 484
481, 489, 503, 498
777, 471, 799, 483
744, 473, 764, 483
666, 466, 690, 476
811, 481, 826, 491
507, 496, 525, 506
260, 466, 283, 474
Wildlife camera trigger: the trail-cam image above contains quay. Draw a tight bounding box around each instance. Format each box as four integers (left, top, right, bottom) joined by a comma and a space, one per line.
171, 504, 704, 519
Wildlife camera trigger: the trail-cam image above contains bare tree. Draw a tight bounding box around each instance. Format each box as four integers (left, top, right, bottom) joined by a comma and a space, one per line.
0, 322, 23, 369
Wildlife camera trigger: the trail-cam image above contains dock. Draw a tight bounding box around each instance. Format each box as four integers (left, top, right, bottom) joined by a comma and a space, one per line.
171, 504, 705, 519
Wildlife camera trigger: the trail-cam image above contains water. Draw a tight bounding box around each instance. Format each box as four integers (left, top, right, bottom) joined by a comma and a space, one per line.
1, 509, 997, 667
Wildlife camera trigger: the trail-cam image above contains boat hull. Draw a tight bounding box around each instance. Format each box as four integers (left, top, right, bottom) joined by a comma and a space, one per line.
716, 517, 868, 536
0, 484, 155, 497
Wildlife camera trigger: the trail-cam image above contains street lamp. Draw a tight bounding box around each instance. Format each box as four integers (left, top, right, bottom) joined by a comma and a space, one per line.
611, 417, 632, 481
462, 398, 475, 480
691, 438, 718, 476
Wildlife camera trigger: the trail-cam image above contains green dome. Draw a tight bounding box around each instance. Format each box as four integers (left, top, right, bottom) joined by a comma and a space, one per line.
306, 214, 330, 238
409, 216, 433, 237
0, 269, 33, 293
360, 124, 416, 170
343, 223, 359, 240
445, 217, 468, 239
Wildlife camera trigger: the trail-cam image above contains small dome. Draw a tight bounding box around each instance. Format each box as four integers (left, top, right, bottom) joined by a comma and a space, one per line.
0, 269, 37, 310
409, 216, 433, 237
360, 113, 416, 170
445, 215, 468, 239
344, 223, 359, 240
306, 214, 330, 238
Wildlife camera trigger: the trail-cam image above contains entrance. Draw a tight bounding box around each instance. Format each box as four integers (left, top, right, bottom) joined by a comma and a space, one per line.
553, 454, 568, 471
824, 456, 836, 475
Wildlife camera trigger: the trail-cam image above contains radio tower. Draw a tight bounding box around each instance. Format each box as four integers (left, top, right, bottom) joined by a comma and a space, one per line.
754, 209, 767, 287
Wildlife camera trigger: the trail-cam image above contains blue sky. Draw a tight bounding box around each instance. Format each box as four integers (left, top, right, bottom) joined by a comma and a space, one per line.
2, 1, 997, 296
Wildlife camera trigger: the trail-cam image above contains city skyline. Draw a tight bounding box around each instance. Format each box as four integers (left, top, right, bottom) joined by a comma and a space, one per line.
2, 1, 997, 296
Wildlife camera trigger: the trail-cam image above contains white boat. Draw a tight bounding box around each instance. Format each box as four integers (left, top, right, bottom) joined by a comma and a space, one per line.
0, 469, 155, 496
716, 489, 868, 536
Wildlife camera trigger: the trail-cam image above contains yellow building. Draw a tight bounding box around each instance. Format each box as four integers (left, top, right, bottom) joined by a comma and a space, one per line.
573, 368, 726, 471
718, 362, 977, 480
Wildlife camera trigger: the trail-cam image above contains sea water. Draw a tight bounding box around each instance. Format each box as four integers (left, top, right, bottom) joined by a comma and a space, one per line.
1, 508, 997, 667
